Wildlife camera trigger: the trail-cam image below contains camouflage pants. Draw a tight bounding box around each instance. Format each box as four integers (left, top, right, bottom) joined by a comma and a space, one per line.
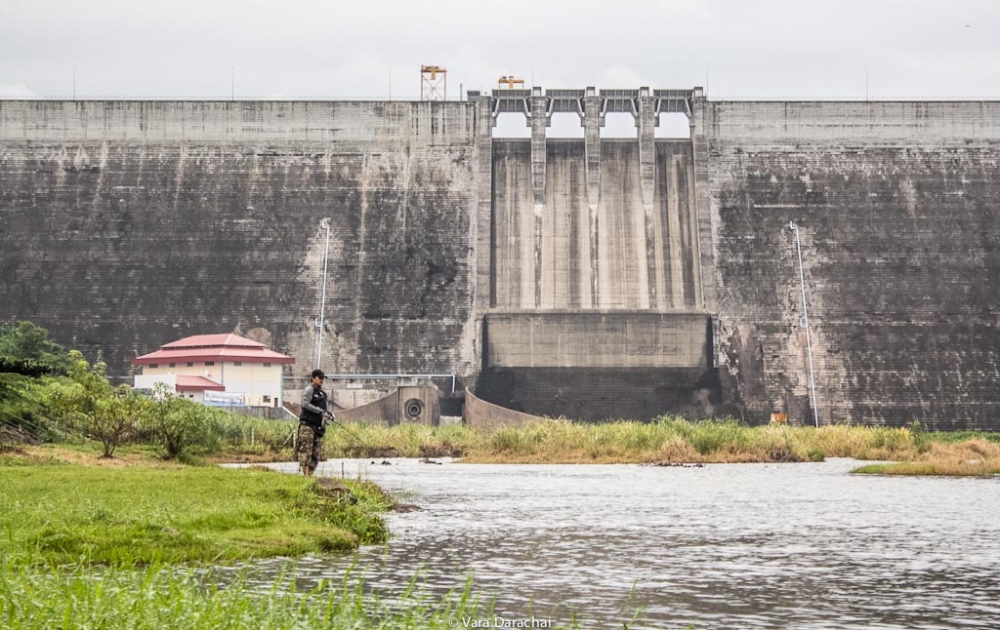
297, 423, 323, 472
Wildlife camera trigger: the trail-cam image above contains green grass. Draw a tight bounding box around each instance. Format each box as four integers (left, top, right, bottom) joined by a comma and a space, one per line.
0, 555, 547, 630
0, 450, 582, 629
0, 465, 392, 566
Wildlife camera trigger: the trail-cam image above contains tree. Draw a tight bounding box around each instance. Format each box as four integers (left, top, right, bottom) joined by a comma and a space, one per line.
0, 321, 71, 375
87, 386, 144, 458
51, 351, 112, 419
0, 357, 51, 378
49, 351, 125, 454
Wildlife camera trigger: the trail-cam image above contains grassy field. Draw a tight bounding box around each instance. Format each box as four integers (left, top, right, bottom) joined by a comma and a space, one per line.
0, 461, 393, 566
0, 449, 556, 629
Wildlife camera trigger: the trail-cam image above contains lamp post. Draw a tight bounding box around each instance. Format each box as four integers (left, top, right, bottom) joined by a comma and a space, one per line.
315, 219, 331, 370
789, 221, 820, 428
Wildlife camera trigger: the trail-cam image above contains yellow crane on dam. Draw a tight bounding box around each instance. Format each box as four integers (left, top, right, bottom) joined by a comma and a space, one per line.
498, 76, 525, 90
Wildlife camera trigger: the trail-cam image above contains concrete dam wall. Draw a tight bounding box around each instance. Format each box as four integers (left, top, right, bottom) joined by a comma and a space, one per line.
0, 100, 483, 382
706, 101, 1000, 430
3, 93, 1000, 428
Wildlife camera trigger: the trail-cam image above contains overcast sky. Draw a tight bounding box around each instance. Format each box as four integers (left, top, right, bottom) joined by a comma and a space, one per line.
2, 0, 999, 102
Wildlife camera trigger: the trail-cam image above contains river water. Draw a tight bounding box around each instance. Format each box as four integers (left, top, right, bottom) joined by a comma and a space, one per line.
240, 458, 1000, 629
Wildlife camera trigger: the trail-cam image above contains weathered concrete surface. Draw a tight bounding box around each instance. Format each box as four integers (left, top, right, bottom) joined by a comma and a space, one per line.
491, 140, 702, 310
706, 101, 1000, 429
337, 384, 440, 426
484, 312, 708, 368
0, 100, 484, 381
463, 387, 543, 429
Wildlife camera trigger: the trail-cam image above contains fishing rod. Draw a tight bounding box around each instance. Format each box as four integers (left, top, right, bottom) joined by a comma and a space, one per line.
323, 414, 366, 444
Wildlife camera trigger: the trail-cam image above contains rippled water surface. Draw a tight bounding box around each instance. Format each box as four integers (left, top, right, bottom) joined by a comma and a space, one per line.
240, 459, 1000, 629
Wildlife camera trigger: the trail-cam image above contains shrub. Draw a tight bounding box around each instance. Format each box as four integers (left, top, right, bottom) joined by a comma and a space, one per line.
85, 386, 145, 458
144, 385, 217, 458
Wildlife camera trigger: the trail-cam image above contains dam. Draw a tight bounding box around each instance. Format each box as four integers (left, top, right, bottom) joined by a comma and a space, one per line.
2, 88, 1000, 429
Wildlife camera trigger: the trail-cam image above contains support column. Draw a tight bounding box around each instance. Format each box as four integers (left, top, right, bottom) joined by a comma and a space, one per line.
476, 93, 495, 313
637, 87, 657, 209
529, 87, 549, 308
584, 87, 603, 210
689, 87, 714, 314
530, 87, 549, 207
635, 87, 655, 309
583, 87, 602, 308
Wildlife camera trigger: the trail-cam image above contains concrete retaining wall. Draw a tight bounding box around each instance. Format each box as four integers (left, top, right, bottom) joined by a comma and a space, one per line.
336, 385, 440, 426
463, 388, 544, 429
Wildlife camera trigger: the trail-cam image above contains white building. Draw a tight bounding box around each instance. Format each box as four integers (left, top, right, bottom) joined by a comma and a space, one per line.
132, 334, 294, 408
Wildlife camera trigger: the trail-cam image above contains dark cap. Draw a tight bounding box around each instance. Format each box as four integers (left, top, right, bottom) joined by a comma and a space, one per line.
311, 369, 326, 379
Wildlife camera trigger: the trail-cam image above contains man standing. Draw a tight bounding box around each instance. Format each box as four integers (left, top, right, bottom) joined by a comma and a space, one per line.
298, 368, 335, 477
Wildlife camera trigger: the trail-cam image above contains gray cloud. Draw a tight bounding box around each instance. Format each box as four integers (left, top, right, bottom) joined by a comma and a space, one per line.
1, 0, 998, 99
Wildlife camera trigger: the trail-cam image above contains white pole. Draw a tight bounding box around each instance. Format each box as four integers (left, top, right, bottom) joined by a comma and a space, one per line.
790, 222, 820, 428
316, 220, 331, 369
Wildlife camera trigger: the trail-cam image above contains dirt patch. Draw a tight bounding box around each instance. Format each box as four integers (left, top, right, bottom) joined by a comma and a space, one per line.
19, 446, 183, 468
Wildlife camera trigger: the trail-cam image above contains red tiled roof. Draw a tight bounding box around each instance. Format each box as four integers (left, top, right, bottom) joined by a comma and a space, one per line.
132, 347, 294, 365
162, 334, 266, 349
176, 376, 226, 392
132, 333, 295, 365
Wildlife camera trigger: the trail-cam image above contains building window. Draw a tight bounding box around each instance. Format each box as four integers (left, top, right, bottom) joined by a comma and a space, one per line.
149, 364, 158, 368
263, 363, 271, 368
205, 362, 215, 366
262, 395, 271, 403
234, 362, 242, 367
187, 362, 193, 367
168, 363, 176, 368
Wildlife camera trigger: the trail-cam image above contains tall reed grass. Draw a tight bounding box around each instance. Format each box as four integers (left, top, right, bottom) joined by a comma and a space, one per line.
318, 417, 943, 464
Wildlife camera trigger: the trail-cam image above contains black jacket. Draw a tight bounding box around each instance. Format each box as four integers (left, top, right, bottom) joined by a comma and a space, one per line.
299, 384, 328, 430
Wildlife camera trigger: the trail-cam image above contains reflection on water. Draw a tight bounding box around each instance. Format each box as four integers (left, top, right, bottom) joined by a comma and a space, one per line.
231, 459, 1000, 629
